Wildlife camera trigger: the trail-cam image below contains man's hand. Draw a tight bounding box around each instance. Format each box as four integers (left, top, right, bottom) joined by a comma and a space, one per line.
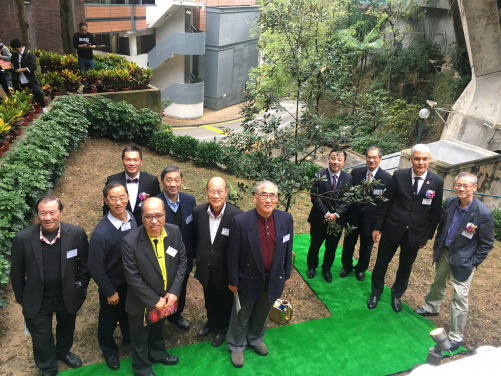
155, 297, 167, 310
285, 279, 290, 287
325, 213, 337, 222
107, 292, 119, 305
372, 230, 381, 243
165, 293, 178, 309
16, 68, 26, 73
228, 285, 238, 293
419, 240, 428, 249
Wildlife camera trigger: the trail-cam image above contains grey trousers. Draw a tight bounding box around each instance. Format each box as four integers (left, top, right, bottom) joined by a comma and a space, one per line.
423, 247, 474, 342
227, 289, 274, 353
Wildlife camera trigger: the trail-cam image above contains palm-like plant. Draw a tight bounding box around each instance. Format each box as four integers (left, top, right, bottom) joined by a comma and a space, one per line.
116, 69, 131, 88
62, 69, 82, 91
83, 69, 100, 89
102, 69, 118, 89
49, 52, 62, 71
61, 54, 79, 72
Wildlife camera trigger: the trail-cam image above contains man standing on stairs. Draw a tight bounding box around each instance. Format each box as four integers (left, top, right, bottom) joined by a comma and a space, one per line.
368, 144, 444, 313
340, 146, 391, 281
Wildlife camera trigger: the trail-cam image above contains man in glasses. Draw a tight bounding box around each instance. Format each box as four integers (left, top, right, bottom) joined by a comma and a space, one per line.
122, 197, 187, 376
156, 164, 196, 331
227, 181, 293, 368
89, 182, 137, 370
306, 149, 352, 282
103, 146, 161, 227
414, 172, 494, 351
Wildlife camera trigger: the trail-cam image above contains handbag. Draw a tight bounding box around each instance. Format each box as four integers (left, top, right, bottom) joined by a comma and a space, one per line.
0, 45, 12, 69
268, 299, 293, 324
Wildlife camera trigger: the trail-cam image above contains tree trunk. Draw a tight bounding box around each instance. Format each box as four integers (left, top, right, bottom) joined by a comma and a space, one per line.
60, 0, 77, 55
15, 0, 30, 49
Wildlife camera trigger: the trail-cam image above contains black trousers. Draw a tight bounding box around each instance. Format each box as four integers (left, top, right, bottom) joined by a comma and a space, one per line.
0, 70, 8, 94
203, 271, 234, 334
24, 296, 76, 374
341, 226, 375, 273
128, 314, 167, 376
371, 230, 420, 298
307, 221, 342, 271
168, 271, 189, 322
98, 283, 130, 357
20, 82, 46, 108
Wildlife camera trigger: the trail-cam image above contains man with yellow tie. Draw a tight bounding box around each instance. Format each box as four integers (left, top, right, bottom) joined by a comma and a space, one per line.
122, 198, 187, 376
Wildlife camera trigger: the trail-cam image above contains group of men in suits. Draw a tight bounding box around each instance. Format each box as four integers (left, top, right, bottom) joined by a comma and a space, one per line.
305, 144, 494, 351
9, 142, 495, 375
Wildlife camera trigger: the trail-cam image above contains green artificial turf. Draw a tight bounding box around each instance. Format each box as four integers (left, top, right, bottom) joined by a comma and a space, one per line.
59, 234, 463, 376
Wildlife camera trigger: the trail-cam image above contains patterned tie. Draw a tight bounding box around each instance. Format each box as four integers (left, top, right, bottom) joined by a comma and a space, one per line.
332, 175, 337, 192
368, 171, 373, 183
413, 177, 420, 196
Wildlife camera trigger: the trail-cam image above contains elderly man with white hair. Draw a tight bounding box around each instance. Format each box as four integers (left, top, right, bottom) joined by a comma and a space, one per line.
414, 172, 494, 351
368, 144, 444, 312
226, 181, 294, 368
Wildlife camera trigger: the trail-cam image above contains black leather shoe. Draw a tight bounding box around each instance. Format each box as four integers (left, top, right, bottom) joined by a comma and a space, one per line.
355, 272, 365, 281
197, 322, 212, 337
212, 333, 226, 347
306, 268, 315, 279
41, 370, 58, 376
449, 340, 462, 352
367, 295, 379, 309
57, 352, 82, 369
169, 315, 190, 331
414, 308, 439, 317
322, 270, 333, 283
339, 268, 350, 278
149, 353, 179, 366
105, 355, 120, 371
391, 297, 402, 313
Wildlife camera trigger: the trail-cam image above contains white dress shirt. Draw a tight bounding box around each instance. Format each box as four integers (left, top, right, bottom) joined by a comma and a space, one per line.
367, 166, 379, 181
107, 211, 131, 229
207, 202, 226, 244
125, 171, 140, 211
17, 47, 29, 84
411, 169, 428, 195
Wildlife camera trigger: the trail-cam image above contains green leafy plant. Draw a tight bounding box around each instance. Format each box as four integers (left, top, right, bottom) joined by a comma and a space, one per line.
149, 128, 175, 155
116, 69, 131, 88
492, 208, 501, 240
171, 135, 199, 162
62, 69, 82, 91
351, 129, 407, 155
195, 141, 223, 167
61, 54, 79, 72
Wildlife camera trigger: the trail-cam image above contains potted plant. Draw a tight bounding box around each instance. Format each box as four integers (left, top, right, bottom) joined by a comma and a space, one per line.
116, 69, 131, 91
39, 50, 51, 73
82, 70, 100, 94
49, 53, 62, 72
102, 70, 117, 92
61, 54, 79, 72
62, 69, 82, 93
0, 117, 12, 152
51, 74, 64, 99
0, 106, 23, 137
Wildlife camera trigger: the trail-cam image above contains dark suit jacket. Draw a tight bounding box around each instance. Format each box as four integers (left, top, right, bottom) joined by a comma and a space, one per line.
374, 168, 444, 248
308, 168, 353, 227
103, 171, 161, 226
433, 196, 494, 281
193, 202, 243, 290
10, 48, 42, 91
346, 166, 392, 236
157, 191, 196, 267
228, 209, 294, 302
122, 224, 187, 316
10, 223, 90, 319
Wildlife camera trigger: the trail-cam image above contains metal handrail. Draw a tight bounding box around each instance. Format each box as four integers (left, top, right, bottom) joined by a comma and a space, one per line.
443, 188, 501, 202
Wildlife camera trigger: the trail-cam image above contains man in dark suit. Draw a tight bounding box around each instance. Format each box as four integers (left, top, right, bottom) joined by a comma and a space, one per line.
10, 196, 90, 376
340, 146, 391, 281
103, 145, 161, 226
369, 144, 444, 312
89, 182, 137, 370
193, 177, 243, 347
227, 181, 293, 368
306, 149, 353, 282
156, 164, 196, 331
414, 172, 494, 351
122, 197, 187, 376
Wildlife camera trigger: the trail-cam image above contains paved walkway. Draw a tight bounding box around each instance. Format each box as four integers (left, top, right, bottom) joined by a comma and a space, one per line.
163, 102, 244, 127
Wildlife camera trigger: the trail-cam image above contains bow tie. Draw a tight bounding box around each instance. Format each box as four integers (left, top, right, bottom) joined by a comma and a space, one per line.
126, 177, 139, 183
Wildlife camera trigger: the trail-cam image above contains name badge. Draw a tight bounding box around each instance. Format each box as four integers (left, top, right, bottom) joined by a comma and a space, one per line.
121, 222, 131, 231
166, 246, 178, 257
222, 228, 230, 236
422, 198, 432, 205
67, 249, 78, 259
185, 214, 193, 224
283, 234, 290, 243
373, 189, 382, 196
461, 230, 474, 239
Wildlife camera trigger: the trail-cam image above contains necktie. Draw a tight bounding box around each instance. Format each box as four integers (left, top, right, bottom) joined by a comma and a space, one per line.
332, 175, 337, 192
413, 177, 420, 196
127, 177, 139, 183
153, 239, 159, 256
368, 171, 373, 183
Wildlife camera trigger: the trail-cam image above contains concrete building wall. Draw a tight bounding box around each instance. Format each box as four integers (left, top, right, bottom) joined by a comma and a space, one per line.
164, 102, 204, 119
0, 0, 85, 54
193, 0, 255, 32
150, 54, 185, 92
155, 6, 185, 44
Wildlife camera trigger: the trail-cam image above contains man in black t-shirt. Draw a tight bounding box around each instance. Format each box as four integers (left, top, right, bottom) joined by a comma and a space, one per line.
73, 21, 96, 73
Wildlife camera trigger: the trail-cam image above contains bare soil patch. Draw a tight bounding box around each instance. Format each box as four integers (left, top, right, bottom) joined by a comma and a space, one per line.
0, 138, 499, 375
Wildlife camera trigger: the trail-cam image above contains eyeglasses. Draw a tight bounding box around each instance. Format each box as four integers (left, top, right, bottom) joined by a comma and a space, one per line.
256, 193, 278, 201
108, 195, 128, 203
454, 183, 474, 189
208, 190, 225, 196
143, 214, 165, 222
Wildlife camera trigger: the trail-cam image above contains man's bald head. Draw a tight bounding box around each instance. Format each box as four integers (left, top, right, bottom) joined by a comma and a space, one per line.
141, 197, 166, 237
206, 176, 227, 190
207, 176, 228, 212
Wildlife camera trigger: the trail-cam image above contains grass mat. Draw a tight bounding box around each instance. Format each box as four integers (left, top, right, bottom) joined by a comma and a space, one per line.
59, 234, 463, 376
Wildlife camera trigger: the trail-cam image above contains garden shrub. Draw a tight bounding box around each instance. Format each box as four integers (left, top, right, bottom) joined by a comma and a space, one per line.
386, 99, 420, 139
195, 141, 223, 168
171, 135, 199, 162
149, 129, 175, 155
351, 129, 407, 156
492, 208, 501, 241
